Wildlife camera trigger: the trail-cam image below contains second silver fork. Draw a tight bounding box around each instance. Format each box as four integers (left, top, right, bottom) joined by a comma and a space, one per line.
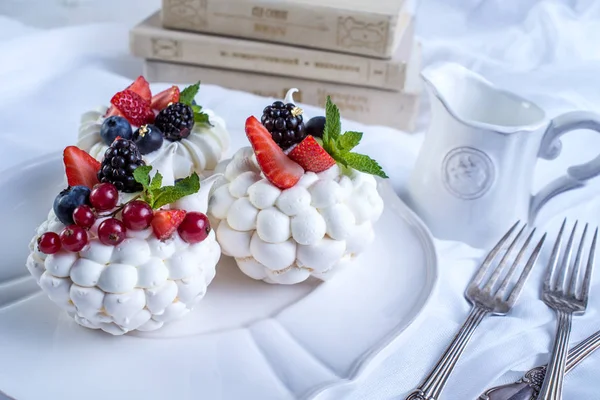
537, 220, 597, 400
405, 222, 546, 400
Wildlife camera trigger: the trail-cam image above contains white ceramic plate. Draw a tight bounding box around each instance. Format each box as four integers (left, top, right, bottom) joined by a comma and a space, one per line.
0, 154, 437, 400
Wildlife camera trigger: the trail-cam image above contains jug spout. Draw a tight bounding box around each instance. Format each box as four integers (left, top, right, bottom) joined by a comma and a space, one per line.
421, 62, 546, 133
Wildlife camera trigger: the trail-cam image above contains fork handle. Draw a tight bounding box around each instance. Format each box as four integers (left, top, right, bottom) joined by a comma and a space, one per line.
537, 310, 573, 400
405, 306, 489, 400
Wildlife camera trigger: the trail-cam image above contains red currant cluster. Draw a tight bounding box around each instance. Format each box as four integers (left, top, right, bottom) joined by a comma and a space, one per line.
37, 182, 211, 255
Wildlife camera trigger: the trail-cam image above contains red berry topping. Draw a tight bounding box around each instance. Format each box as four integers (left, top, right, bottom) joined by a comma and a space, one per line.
151, 209, 186, 241
104, 105, 123, 118
126, 76, 152, 102
103, 76, 151, 118
288, 135, 336, 173
63, 146, 101, 189
151, 86, 180, 110
245, 116, 304, 189
37, 232, 61, 254
73, 205, 96, 229
98, 218, 127, 246
110, 90, 154, 127
178, 212, 211, 244
90, 183, 119, 211
59, 225, 89, 252
122, 200, 154, 231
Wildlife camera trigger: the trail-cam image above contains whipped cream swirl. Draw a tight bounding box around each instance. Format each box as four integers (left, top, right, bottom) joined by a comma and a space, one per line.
209, 147, 384, 285
77, 106, 230, 179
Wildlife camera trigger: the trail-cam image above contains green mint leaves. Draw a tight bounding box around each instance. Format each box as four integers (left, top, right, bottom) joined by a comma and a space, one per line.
179, 82, 199, 105
322, 97, 388, 179
133, 165, 200, 210
179, 81, 212, 127
191, 104, 211, 125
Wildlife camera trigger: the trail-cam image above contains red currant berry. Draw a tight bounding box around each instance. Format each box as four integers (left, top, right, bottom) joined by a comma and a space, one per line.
178, 212, 211, 244
98, 218, 127, 246
90, 183, 118, 211
59, 225, 89, 252
122, 200, 154, 231
37, 232, 62, 254
73, 205, 96, 229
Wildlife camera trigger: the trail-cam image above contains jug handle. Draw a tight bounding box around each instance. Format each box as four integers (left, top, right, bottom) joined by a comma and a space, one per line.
530, 111, 600, 221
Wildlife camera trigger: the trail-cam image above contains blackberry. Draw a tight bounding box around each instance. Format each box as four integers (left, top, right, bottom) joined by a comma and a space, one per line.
97, 138, 146, 193
154, 102, 195, 141
261, 101, 305, 150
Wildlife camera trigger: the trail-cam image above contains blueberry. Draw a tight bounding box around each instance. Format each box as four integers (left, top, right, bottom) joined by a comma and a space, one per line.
305, 116, 326, 138
100, 116, 132, 146
133, 124, 164, 155
53, 185, 91, 225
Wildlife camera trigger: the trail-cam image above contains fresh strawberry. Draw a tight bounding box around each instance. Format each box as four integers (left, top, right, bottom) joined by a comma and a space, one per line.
151, 209, 187, 240
126, 76, 152, 102
63, 146, 101, 189
151, 86, 180, 110
110, 90, 154, 126
288, 136, 336, 173
245, 116, 304, 189
103, 105, 123, 118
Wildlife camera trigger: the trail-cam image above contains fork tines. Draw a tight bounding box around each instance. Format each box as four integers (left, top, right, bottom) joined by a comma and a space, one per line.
468, 221, 546, 310
544, 219, 598, 308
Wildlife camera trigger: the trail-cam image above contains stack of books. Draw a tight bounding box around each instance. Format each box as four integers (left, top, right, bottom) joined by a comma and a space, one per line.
130, 0, 421, 131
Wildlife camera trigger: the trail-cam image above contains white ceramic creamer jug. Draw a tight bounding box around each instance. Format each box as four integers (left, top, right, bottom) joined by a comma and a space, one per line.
407, 62, 600, 248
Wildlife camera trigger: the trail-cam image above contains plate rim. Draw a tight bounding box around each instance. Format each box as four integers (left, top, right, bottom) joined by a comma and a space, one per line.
303, 180, 439, 399
0, 154, 439, 400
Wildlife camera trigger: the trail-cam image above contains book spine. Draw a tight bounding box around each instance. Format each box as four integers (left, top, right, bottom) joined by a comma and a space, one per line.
143, 60, 420, 132
161, 0, 402, 58
131, 19, 411, 91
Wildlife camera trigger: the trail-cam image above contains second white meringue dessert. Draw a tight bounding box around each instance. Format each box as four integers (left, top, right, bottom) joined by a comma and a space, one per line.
209, 95, 386, 285
78, 77, 229, 181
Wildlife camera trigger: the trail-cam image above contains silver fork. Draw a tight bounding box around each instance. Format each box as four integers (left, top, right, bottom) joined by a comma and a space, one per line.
479, 328, 600, 400
537, 220, 597, 400
405, 222, 546, 400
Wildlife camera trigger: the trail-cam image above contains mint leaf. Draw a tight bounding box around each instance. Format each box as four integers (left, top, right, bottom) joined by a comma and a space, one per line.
194, 111, 211, 125
319, 97, 387, 179
180, 82, 200, 105
152, 172, 200, 210
338, 131, 362, 153
133, 165, 152, 189
342, 152, 388, 178
323, 96, 341, 155
191, 104, 212, 127
174, 172, 200, 195
149, 172, 163, 191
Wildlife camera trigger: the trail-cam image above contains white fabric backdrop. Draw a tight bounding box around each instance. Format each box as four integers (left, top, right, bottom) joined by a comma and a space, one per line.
1, 0, 600, 399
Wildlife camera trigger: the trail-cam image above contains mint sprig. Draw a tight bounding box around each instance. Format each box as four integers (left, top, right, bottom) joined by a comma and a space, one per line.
179, 81, 212, 127
133, 166, 200, 209
322, 97, 388, 178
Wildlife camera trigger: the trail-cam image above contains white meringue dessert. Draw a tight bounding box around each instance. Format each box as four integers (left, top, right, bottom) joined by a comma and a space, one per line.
209, 93, 386, 285
77, 77, 229, 180
26, 144, 221, 335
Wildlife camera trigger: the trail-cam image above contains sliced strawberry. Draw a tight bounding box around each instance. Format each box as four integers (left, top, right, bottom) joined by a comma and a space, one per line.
288, 136, 336, 173
63, 146, 101, 189
103, 105, 123, 118
152, 209, 187, 240
151, 86, 180, 110
110, 90, 154, 126
245, 116, 304, 189
126, 76, 151, 102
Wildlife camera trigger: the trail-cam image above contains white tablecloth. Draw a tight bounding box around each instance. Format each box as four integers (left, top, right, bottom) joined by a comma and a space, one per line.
1, 0, 600, 399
